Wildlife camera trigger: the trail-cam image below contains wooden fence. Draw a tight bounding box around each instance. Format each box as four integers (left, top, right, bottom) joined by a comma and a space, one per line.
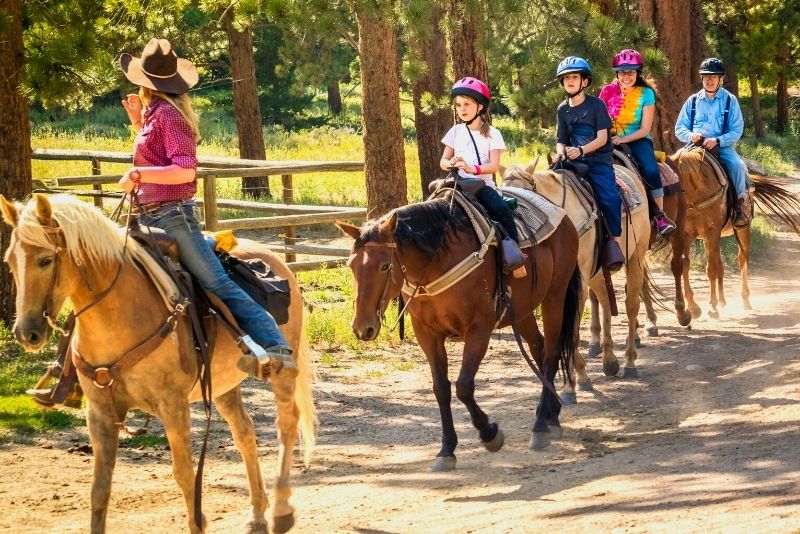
32, 149, 365, 271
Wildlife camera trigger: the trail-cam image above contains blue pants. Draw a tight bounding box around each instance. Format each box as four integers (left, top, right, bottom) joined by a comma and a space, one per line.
138, 200, 289, 350
587, 161, 622, 237
627, 137, 663, 199
477, 186, 519, 241
718, 146, 748, 198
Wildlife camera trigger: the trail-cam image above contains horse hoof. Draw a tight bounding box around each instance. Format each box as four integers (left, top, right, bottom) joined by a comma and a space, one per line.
245, 521, 269, 534
690, 307, 702, 319
677, 312, 692, 327
603, 359, 620, 377
708, 310, 719, 319
635, 336, 642, 349
483, 428, 504, 452
432, 455, 457, 472
560, 392, 577, 406
622, 367, 639, 379
743, 302, 752, 311
272, 513, 295, 534
529, 431, 551, 450
646, 325, 659, 337
578, 379, 594, 392
549, 424, 563, 439
588, 343, 602, 358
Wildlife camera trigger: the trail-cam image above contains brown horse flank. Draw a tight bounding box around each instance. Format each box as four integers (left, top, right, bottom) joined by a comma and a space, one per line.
338, 193, 582, 471
672, 148, 800, 318
0, 194, 316, 534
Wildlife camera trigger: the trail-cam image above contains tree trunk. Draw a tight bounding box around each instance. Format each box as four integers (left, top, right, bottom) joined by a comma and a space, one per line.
447, 0, 488, 83
355, 5, 407, 217
748, 71, 764, 139
639, 0, 708, 153
225, 12, 270, 198
327, 79, 343, 115
412, 5, 452, 195
722, 27, 738, 96
0, 0, 32, 326
776, 44, 789, 135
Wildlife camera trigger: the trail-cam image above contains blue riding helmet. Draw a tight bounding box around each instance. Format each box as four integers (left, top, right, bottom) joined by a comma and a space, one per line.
556, 56, 592, 86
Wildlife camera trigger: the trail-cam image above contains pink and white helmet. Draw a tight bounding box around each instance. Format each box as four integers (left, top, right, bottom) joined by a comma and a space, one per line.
612, 49, 644, 71
450, 77, 491, 105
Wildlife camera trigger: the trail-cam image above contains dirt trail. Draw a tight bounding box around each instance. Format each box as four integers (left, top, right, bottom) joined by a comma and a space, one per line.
1, 225, 799, 534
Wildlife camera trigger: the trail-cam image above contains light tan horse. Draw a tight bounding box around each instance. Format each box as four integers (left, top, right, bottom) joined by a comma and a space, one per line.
0, 194, 316, 534
503, 163, 651, 401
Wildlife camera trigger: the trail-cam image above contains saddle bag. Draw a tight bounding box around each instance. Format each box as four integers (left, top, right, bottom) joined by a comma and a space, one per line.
217, 252, 292, 325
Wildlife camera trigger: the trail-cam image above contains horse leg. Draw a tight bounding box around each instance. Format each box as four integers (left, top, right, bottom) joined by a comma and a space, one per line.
415, 327, 456, 471
587, 289, 602, 358
704, 235, 723, 318
623, 261, 645, 379
86, 403, 121, 534
267, 369, 301, 533
671, 230, 692, 326
736, 227, 752, 310
160, 403, 205, 534
640, 275, 659, 338
456, 327, 503, 452
590, 278, 619, 377
213, 386, 269, 533
683, 234, 702, 319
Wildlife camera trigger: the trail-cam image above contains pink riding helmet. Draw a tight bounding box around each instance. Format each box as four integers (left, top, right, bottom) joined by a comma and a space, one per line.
612, 49, 644, 71
450, 77, 491, 106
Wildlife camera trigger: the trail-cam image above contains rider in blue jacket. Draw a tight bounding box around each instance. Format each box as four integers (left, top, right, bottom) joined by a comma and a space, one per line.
675, 57, 750, 228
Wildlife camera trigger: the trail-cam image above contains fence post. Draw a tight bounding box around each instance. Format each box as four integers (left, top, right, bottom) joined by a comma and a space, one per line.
203, 174, 218, 231
281, 173, 296, 263
91, 157, 103, 209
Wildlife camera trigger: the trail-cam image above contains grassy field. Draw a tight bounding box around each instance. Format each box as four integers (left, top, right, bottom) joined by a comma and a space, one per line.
1, 91, 796, 439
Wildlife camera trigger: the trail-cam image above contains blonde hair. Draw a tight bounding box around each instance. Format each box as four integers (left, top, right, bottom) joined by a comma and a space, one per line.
139, 87, 201, 140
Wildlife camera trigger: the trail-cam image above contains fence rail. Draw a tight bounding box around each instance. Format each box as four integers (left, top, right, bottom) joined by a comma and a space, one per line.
32, 148, 364, 270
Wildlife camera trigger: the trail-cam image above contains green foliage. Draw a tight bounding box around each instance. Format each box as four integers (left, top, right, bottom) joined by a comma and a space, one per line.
120, 434, 169, 448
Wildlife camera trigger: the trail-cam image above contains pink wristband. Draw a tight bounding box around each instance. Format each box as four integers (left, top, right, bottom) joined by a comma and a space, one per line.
474, 165, 482, 175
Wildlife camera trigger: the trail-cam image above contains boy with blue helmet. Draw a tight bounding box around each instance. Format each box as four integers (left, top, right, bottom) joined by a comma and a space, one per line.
554, 56, 624, 271
675, 58, 750, 228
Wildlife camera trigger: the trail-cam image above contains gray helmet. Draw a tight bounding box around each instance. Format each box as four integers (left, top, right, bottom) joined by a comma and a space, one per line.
699, 57, 725, 75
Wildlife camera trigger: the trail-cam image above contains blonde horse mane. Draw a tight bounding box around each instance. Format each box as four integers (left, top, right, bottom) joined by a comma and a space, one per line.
674, 149, 712, 194
15, 194, 124, 267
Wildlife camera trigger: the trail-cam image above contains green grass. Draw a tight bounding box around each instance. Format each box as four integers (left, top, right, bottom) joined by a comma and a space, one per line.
120, 434, 169, 448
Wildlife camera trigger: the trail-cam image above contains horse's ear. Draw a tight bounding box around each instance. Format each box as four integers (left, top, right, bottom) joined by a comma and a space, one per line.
33, 194, 54, 226
526, 156, 540, 174
379, 212, 398, 235
0, 195, 19, 228
336, 220, 361, 240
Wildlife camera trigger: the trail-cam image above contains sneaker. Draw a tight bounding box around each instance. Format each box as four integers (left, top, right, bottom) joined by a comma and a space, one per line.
656, 215, 676, 237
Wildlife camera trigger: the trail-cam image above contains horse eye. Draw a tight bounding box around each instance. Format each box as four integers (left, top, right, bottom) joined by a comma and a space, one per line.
38, 256, 54, 268
380, 263, 391, 272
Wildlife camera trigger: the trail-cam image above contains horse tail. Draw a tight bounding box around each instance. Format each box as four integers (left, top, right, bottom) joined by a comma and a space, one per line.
293, 325, 318, 466
752, 175, 800, 235
558, 266, 583, 387
641, 264, 672, 312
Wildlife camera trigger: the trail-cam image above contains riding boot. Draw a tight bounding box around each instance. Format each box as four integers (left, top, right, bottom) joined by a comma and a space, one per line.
500, 238, 526, 276
733, 197, 751, 229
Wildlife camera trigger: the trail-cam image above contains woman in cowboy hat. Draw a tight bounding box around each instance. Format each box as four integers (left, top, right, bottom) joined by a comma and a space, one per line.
26, 39, 297, 408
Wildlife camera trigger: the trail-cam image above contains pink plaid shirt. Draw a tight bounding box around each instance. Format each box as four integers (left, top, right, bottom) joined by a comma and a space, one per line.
133, 97, 198, 204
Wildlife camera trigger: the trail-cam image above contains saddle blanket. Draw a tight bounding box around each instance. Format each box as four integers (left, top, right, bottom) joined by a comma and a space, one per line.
613, 165, 646, 215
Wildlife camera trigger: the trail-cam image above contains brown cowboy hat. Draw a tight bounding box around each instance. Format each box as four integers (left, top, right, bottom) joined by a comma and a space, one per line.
120, 38, 199, 94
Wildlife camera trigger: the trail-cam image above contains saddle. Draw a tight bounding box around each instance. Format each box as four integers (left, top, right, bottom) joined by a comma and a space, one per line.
680, 145, 745, 229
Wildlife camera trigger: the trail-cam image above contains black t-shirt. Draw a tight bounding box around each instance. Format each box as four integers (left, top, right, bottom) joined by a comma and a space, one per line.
556, 95, 614, 165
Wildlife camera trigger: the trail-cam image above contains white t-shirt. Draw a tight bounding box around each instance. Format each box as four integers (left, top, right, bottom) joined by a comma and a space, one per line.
441, 124, 506, 185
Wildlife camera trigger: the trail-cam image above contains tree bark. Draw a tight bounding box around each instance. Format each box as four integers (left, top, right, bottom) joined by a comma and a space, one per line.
639, 0, 708, 153
588, 0, 615, 16
355, 5, 407, 217
327, 79, 343, 115
225, 12, 270, 198
0, 0, 32, 326
412, 5, 452, 195
776, 44, 789, 135
447, 0, 488, 83
748, 71, 764, 138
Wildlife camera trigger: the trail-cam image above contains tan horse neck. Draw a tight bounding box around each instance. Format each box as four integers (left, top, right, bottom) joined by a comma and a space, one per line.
674, 150, 722, 203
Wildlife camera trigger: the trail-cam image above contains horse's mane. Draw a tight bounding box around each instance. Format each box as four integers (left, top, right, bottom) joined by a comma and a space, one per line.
357, 197, 472, 259
673, 149, 709, 190
15, 194, 125, 267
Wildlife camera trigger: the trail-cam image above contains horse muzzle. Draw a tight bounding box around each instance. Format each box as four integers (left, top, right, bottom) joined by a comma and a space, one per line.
14, 314, 52, 352
352, 319, 381, 342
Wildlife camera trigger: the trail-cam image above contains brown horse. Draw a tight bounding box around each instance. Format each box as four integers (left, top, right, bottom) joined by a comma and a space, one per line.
672, 148, 800, 318
337, 192, 582, 470
0, 194, 316, 534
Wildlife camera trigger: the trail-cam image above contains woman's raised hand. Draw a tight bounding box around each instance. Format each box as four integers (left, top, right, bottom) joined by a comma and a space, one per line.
122, 94, 143, 127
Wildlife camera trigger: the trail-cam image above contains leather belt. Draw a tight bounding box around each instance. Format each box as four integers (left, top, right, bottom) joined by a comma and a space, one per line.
133, 200, 182, 215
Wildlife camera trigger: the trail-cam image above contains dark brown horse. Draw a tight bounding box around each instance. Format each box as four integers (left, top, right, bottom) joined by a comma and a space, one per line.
338, 193, 582, 471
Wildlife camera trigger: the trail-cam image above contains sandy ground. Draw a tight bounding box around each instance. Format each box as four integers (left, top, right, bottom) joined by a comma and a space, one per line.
1, 218, 799, 534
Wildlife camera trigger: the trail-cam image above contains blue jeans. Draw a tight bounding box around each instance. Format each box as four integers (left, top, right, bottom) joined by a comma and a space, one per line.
626, 138, 664, 199
587, 162, 622, 237
476, 187, 519, 241
718, 146, 748, 198
137, 200, 289, 350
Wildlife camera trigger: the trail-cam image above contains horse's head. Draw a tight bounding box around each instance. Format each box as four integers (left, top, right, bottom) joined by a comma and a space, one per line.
1, 194, 72, 350
337, 213, 403, 341
501, 160, 539, 190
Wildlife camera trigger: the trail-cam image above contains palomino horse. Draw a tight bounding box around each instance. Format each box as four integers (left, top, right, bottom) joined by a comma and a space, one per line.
0, 194, 315, 534
337, 193, 582, 470
502, 163, 650, 400
672, 148, 800, 318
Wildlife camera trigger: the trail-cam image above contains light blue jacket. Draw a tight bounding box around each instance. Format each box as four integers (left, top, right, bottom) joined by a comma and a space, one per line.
674, 87, 744, 148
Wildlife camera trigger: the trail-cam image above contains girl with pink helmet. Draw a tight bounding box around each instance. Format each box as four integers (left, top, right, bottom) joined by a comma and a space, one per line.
599, 49, 676, 237
439, 76, 525, 272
